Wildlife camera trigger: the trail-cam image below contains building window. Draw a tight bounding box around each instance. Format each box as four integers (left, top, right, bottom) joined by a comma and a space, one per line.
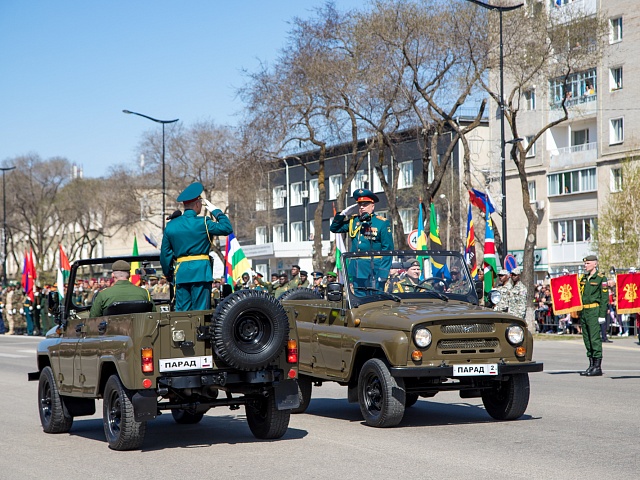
610, 66, 623, 91
528, 181, 537, 202
572, 129, 589, 147
372, 166, 389, 193
309, 178, 319, 203
549, 68, 596, 107
525, 135, 536, 158
610, 117, 624, 145
398, 161, 414, 189
399, 208, 413, 234
256, 189, 267, 211
329, 174, 343, 200
610, 17, 622, 43
547, 168, 596, 196
291, 221, 304, 242
256, 226, 267, 245
290, 182, 303, 206
524, 89, 536, 111
351, 170, 369, 195
272, 186, 286, 209
611, 167, 622, 192
273, 224, 285, 243
552, 217, 596, 244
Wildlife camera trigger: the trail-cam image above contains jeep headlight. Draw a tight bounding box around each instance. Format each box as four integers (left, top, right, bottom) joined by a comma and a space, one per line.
489, 289, 501, 305
506, 325, 525, 346
413, 328, 432, 348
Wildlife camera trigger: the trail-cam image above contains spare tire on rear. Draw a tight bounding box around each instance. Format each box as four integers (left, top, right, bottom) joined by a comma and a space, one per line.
278, 288, 324, 302
213, 290, 289, 371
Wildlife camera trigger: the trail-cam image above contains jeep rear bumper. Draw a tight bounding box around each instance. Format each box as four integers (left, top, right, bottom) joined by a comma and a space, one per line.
389, 361, 543, 378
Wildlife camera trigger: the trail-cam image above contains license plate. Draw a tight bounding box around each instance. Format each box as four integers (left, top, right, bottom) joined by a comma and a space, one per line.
158, 355, 213, 372
452, 363, 498, 376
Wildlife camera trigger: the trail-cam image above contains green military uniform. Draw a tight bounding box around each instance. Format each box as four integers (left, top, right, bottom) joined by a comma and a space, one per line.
579, 266, 608, 362
90, 280, 154, 318
160, 182, 233, 311
393, 276, 433, 293
274, 275, 290, 299
330, 189, 393, 289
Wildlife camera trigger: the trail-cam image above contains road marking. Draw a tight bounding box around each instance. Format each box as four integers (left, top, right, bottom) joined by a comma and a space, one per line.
545, 369, 640, 373
0, 353, 28, 358
17, 349, 35, 354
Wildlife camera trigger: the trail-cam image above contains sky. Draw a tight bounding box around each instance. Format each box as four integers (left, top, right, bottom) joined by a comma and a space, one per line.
0, 1, 366, 178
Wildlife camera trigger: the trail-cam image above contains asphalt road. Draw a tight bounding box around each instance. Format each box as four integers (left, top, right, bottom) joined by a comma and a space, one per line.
1, 334, 638, 480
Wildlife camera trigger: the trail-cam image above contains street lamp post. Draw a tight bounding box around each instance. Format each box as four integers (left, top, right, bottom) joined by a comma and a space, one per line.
123, 110, 179, 234
464, 0, 523, 259
1, 166, 16, 287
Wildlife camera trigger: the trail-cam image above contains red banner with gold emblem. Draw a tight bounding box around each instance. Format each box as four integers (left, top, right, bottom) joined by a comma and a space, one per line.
550, 274, 583, 315
616, 273, 640, 314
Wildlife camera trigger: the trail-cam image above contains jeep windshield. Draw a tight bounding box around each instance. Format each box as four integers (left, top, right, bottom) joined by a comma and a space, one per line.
341, 250, 478, 306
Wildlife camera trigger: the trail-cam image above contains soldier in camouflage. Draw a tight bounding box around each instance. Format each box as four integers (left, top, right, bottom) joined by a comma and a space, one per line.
508, 267, 528, 319
493, 269, 512, 313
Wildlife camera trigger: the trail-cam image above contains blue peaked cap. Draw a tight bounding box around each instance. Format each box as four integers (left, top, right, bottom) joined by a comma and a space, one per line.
177, 182, 204, 202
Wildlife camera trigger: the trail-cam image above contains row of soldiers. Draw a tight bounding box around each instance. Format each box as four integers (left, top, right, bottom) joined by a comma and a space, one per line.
0, 284, 56, 336
227, 265, 338, 299
492, 267, 528, 319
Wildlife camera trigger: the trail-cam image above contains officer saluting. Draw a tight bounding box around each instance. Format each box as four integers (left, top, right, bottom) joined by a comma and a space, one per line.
160, 182, 233, 311
330, 188, 393, 289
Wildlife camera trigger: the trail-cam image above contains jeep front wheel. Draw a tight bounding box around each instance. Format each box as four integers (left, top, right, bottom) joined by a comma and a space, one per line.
481, 373, 530, 421
103, 375, 146, 450
38, 366, 73, 433
245, 389, 290, 439
357, 358, 405, 428
292, 375, 312, 414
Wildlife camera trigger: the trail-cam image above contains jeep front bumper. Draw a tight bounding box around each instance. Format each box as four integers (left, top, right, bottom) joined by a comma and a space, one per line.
389, 361, 543, 378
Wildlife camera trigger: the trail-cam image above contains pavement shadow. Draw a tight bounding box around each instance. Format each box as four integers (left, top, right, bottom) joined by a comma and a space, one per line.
304, 396, 538, 427
67, 413, 307, 451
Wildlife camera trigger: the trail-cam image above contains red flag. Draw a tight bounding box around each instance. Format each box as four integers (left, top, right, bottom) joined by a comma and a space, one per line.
616, 273, 640, 314
59, 244, 71, 271
550, 274, 582, 315
21, 250, 28, 293
26, 249, 37, 302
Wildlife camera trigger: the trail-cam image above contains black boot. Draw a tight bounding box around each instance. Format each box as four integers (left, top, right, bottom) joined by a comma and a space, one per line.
586, 358, 603, 376
580, 358, 594, 376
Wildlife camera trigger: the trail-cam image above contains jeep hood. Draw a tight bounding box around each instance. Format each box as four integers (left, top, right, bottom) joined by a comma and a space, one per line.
356, 300, 520, 330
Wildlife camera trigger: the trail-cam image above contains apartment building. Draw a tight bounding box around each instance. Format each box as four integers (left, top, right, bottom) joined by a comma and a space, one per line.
494, 0, 638, 278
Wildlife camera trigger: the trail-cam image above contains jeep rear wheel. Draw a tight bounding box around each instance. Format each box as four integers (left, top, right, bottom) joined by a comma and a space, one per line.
357, 358, 405, 428
38, 366, 73, 433
481, 373, 530, 421
245, 389, 290, 439
213, 290, 289, 371
103, 375, 146, 450
171, 409, 205, 424
292, 374, 312, 414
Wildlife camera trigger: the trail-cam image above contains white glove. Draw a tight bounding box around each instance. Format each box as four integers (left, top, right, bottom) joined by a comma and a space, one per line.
202, 198, 220, 214
598, 317, 605, 324
340, 204, 359, 216
19, 308, 24, 315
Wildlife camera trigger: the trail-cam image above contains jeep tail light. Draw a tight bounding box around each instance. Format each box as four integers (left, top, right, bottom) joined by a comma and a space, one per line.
141, 347, 154, 373
287, 339, 298, 364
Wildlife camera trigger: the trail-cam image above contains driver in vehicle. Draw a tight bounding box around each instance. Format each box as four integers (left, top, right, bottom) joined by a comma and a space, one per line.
89, 260, 154, 317
446, 266, 468, 294
393, 259, 433, 293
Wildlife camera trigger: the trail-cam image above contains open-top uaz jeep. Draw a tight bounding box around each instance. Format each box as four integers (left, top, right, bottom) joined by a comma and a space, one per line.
29, 255, 299, 450
280, 250, 542, 428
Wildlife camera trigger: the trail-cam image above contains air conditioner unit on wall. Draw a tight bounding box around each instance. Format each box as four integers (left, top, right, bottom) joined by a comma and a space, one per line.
301, 190, 309, 198
536, 200, 545, 210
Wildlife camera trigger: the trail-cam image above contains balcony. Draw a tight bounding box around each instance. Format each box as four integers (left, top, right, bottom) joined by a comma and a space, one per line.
550, 142, 597, 169
549, 93, 597, 122
549, 241, 594, 266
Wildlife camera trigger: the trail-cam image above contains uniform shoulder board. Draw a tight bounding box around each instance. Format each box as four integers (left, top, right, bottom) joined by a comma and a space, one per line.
376, 215, 387, 221
598, 273, 606, 278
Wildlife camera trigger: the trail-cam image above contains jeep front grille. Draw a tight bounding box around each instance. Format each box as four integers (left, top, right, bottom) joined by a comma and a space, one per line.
440, 323, 494, 334
438, 338, 499, 354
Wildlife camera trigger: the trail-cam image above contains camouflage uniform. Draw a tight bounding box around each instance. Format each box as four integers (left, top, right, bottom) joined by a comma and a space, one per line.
494, 281, 512, 313
509, 281, 528, 319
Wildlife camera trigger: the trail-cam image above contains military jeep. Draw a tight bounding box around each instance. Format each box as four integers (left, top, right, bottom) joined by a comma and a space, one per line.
29, 255, 299, 450
280, 250, 542, 428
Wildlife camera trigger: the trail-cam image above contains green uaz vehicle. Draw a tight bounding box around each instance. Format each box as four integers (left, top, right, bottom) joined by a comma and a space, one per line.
280, 250, 542, 428
29, 255, 300, 450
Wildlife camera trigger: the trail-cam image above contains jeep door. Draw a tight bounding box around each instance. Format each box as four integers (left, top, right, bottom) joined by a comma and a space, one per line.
56, 312, 84, 394
313, 305, 348, 378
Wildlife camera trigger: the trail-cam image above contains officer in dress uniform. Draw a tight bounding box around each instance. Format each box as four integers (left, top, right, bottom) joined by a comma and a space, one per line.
330, 188, 393, 290
160, 182, 233, 311
90, 260, 154, 317
578, 255, 608, 377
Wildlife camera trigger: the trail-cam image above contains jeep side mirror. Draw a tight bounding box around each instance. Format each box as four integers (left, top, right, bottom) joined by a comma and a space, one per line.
326, 282, 343, 302
48, 291, 60, 314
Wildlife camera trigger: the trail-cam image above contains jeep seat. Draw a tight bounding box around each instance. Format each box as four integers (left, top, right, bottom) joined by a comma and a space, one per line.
103, 301, 155, 316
